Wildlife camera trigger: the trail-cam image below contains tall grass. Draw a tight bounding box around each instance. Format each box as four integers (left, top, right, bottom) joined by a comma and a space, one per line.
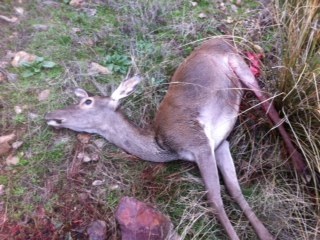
274, 0, 320, 193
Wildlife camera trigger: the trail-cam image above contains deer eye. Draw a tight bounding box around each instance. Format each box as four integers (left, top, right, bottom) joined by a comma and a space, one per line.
84, 99, 92, 105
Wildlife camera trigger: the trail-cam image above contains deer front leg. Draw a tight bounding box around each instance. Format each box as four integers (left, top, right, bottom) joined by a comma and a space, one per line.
215, 140, 273, 240
196, 149, 240, 240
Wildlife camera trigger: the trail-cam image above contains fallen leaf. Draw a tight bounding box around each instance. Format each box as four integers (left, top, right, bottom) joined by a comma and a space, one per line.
7, 73, 19, 83
6, 154, 20, 165
0, 61, 9, 68
38, 89, 50, 101
109, 184, 120, 190
0, 133, 15, 156
77, 133, 91, 144
14, 105, 23, 114
28, 112, 39, 120
72, 27, 81, 33
83, 8, 97, 17
198, 13, 207, 19
70, 0, 85, 7
94, 139, 106, 149
14, 7, 24, 15
92, 180, 104, 186
225, 16, 234, 24
89, 62, 112, 75
0, 133, 15, 144
230, 4, 238, 12
77, 152, 91, 162
91, 153, 99, 161
42, 61, 56, 68
253, 44, 264, 54
0, 185, 4, 196
87, 220, 107, 240
33, 24, 49, 31
0, 15, 18, 23
0, 72, 6, 83
12, 141, 23, 149
191, 2, 198, 7
11, 51, 38, 67
89, 62, 111, 75
235, 0, 242, 6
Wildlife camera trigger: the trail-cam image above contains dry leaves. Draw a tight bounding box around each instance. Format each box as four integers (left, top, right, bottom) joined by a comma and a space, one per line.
0, 133, 15, 156
11, 51, 38, 67
77, 133, 91, 144
92, 180, 105, 186
0, 133, 23, 166
38, 89, 51, 101
70, 0, 85, 8
0, 15, 18, 23
0, 71, 6, 83
198, 13, 207, 19
6, 154, 20, 165
88, 62, 111, 75
0, 185, 4, 196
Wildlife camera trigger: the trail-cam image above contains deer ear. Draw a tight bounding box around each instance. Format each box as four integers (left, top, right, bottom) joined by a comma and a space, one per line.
110, 75, 142, 101
74, 88, 89, 99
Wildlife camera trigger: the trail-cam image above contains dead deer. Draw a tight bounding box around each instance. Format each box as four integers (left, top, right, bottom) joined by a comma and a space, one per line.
45, 37, 297, 239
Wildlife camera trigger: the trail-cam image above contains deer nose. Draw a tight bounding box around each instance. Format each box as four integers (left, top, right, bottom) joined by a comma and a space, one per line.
45, 112, 65, 125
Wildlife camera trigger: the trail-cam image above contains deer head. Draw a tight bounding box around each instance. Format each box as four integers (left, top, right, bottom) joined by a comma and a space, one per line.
45, 76, 142, 133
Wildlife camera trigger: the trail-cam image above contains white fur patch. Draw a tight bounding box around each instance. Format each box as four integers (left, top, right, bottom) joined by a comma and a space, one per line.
198, 107, 238, 151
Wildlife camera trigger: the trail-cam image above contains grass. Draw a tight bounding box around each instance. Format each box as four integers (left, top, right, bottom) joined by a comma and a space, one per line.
0, 0, 319, 239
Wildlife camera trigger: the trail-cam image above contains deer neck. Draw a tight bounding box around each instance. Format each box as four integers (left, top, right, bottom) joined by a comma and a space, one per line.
96, 113, 178, 162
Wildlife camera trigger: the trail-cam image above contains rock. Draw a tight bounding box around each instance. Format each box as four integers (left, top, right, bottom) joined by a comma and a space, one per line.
11, 51, 37, 67
115, 197, 180, 240
87, 220, 107, 240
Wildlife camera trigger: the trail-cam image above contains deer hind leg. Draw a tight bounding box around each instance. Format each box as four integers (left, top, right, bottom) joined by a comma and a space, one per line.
228, 54, 305, 173
215, 140, 273, 240
195, 147, 240, 240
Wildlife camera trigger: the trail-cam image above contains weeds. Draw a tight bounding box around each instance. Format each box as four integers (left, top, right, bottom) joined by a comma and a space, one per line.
274, 0, 320, 192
